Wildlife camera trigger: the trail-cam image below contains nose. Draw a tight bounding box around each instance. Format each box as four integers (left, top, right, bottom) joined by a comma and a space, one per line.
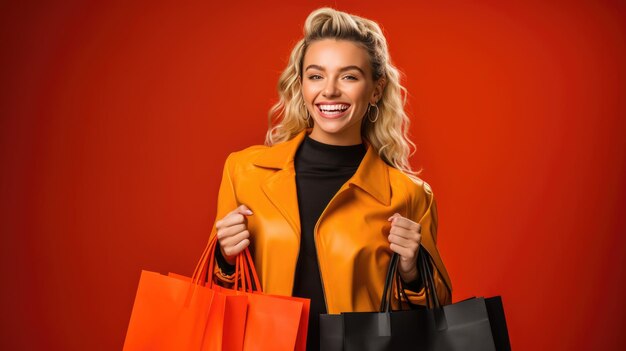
322, 79, 340, 97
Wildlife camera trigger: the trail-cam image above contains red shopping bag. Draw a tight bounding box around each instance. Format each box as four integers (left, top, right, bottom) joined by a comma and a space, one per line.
124, 232, 309, 351
199, 236, 248, 351
123, 235, 247, 351
269, 294, 310, 351
235, 249, 310, 351
168, 273, 248, 351
123, 270, 215, 350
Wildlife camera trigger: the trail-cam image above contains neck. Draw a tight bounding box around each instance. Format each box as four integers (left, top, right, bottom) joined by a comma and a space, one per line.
307, 128, 363, 146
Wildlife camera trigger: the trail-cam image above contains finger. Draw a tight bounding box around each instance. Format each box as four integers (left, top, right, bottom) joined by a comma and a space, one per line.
387, 212, 401, 221
389, 225, 422, 242
390, 216, 421, 232
221, 229, 250, 249
217, 212, 248, 229
231, 204, 253, 216
388, 233, 420, 251
224, 238, 251, 257
216, 223, 246, 240
389, 243, 417, 261
217, 205, 253, 228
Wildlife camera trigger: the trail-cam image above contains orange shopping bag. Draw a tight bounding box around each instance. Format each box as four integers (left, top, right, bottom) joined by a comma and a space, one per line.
168, 236, 248, 351
123, 269, 214, 350
235, 249, 311, 351
123, 235, 247, 351
202, 236, 248, 351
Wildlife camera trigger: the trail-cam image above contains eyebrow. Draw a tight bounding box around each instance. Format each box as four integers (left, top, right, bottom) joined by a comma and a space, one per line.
305, 64, 365, 75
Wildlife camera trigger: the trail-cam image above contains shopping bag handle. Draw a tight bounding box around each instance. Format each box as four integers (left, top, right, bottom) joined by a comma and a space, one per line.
379, 245, 441, 312
417, 246, 441, 309
171, 234, 217, 308
191, 234, 218, 287
235, 249, 257, 292
380, 253, 399, 312
235, 252, 246, 291
235, 247, 263, 293
196, 233, 250, 291
190, 233, 264, 292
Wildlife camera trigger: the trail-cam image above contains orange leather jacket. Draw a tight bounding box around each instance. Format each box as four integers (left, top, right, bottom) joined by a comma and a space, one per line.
209, 128, 452, 313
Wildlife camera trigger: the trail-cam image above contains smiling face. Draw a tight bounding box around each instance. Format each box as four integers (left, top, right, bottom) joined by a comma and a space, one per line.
300, 39, 384, 145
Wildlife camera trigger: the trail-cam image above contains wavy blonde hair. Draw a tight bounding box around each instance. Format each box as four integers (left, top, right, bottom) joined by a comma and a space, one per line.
265, 7, 422, 182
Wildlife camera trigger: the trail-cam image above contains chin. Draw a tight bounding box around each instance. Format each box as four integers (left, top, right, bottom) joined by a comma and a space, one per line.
312, 121, 348, 134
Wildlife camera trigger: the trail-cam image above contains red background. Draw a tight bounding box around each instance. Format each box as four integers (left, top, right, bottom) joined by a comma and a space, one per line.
1, 0, 625, 350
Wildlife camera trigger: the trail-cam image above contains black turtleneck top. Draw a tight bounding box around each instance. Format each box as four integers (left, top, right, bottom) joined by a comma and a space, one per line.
291, 134, 367, 351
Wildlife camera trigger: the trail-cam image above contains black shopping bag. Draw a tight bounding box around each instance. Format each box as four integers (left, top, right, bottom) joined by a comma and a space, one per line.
319, 247, 511, 351
319, 252, 425, 350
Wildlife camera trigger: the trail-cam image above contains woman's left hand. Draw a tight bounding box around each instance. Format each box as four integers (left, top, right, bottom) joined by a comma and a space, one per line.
387, 213, 421, 283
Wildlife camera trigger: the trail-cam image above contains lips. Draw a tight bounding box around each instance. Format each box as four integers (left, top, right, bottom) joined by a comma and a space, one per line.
315, 103, 351, 119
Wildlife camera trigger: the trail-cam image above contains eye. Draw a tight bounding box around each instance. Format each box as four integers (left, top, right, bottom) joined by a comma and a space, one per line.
307, 74, 323, 80
344, 75, 358, 80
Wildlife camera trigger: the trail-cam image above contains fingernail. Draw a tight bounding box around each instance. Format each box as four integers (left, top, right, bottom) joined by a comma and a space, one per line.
245, 210, 253, 215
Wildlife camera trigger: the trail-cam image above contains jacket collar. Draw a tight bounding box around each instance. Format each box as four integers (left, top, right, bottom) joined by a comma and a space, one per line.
253, 128, 391, 206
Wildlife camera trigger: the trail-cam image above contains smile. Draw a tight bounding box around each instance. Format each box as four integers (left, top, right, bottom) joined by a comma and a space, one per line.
316, 103, 351, 119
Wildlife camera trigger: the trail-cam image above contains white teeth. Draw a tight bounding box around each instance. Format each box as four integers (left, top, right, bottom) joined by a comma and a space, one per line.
318, 104, 350, 112
322, 110, 343, 116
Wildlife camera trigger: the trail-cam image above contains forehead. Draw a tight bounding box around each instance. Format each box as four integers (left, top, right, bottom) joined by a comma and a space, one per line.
303, 39, 371, 72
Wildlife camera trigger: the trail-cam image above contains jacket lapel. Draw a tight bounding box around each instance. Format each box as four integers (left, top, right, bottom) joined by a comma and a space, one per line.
253, 130, 306, 236
349, 138, 391, 206
252, 128, 391, 236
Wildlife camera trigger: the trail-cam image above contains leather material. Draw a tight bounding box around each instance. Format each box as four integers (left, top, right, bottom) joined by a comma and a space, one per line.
209, 127, 452, 314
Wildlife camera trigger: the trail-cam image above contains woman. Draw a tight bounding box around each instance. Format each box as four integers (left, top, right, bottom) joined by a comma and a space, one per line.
208, 7, 452, 350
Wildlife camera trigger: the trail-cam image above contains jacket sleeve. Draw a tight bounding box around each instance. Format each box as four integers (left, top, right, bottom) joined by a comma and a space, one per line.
208, 153, 239, 287
397, 182, 453, 307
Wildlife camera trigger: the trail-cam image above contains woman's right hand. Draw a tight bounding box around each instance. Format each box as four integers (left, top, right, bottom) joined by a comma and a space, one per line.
215, 204, 253, 265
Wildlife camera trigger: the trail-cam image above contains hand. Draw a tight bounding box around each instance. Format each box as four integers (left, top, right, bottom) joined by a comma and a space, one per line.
387, 213, 421, 283
216, 204, 253, 265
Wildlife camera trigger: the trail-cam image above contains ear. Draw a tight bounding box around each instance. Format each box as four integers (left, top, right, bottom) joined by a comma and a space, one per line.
371, 77, 386, 103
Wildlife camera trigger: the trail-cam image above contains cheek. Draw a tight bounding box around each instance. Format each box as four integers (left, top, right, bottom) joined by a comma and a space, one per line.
301, 87, 315, 103
348, 85, 371, 103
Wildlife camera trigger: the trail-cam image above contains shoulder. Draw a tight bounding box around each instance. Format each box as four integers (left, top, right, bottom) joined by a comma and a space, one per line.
387, 166, 436, 219
217, 144, 269, 186
226, 144, 269, 165
387, 166, 434, 198
217, 144, 265, 179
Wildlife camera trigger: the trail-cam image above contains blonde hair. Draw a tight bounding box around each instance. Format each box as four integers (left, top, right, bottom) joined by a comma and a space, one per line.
265, 7, 422, 182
